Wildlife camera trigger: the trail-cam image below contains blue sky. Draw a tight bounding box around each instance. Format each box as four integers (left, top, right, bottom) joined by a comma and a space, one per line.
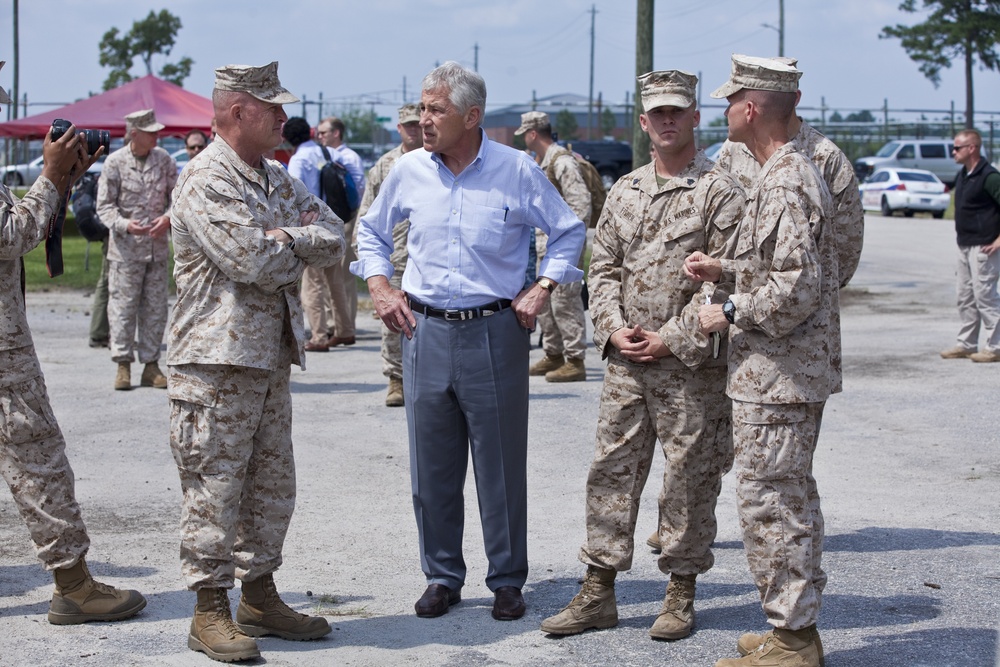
4, 0, 1000, 127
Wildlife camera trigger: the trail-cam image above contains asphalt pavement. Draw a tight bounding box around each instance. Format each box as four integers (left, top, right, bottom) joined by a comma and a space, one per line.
1, 212, 997, 666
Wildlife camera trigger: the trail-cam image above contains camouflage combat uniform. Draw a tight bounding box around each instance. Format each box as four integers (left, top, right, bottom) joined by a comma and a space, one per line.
537, 145, 590, 362
0, 177, 90, 570
716, 118, 864, 287
167, 137, 345, 590
719, 143, 841, 630
582, 153, 744, 576
358, 144, 409, 380
97, 145, 177, 364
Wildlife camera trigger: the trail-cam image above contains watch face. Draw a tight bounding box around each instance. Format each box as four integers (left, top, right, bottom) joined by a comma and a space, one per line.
723, 300, 735, 322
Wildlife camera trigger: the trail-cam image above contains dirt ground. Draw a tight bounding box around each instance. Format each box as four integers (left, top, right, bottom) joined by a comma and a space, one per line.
1, 213, 997, 666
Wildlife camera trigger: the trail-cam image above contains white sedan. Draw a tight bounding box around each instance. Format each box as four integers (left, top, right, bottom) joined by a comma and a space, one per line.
860, 167, 950, 218
1, 155, 44, 187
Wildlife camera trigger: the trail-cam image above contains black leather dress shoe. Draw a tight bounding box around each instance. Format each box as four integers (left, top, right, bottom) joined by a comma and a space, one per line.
414, 584, 461, 618
491, 586, 525, 620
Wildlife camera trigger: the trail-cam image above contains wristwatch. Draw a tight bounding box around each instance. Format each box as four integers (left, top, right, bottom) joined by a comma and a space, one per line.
722, 299, 736, 324
535, 276, 557, 293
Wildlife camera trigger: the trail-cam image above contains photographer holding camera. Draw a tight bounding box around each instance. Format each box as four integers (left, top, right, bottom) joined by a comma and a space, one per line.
96, 108, 177, 391
0, 61, 147, 625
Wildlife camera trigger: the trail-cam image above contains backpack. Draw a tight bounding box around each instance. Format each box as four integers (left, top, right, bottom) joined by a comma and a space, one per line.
70, 171, 108, 243
319, 145, 361, 221
544, 147, 607, 228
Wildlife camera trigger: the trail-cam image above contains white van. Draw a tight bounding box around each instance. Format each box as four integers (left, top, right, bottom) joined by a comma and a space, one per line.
854, 140, 961, 186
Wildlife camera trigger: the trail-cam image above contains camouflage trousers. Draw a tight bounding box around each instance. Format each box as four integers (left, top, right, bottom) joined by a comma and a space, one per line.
108, 258, 168, 364
537, 280, 588, 361
0, 349, 89, 570
579, 358, 732, 576
380, 264, 405, 380
732, 400, 827, 630
168, 361, 295, 590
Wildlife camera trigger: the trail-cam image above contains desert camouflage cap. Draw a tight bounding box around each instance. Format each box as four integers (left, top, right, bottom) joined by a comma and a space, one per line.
398, 103, 420, 124
514, 111, 550, 136
214, 61, 300, 104
0, 61, 10, 105
711, 54, 802, 99
637, 69, 698, 111
125, 108, 165, 133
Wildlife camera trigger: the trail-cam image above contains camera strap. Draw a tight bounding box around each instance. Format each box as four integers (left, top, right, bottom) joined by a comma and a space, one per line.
44, 186, 70, 278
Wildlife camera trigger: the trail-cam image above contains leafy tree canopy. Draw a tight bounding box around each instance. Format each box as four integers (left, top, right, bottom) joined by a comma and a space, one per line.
98, 9, 193, 90
555, 109, 578, 141
881, 0, 1000, 127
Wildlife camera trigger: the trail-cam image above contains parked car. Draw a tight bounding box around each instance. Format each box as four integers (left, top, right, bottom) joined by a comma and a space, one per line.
2, 155, 45, 186
859, 167, 950, 218
559, 139, 633, 189
171, 148, 190, 174
702, 141, 725, 162
854, 140, 961, 186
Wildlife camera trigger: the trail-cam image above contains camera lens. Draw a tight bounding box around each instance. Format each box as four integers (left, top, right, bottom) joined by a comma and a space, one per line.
83, 130, 111, 156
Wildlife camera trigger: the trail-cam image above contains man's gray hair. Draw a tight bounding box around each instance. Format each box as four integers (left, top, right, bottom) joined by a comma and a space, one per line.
422, 61, 487, 121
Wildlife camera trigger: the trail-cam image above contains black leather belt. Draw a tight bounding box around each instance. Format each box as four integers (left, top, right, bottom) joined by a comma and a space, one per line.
408, 297, 512, 321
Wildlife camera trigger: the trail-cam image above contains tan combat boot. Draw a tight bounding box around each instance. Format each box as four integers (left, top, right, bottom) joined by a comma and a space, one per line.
189, 587, 260, 662
545, 358, 586, 383
529, 354, 564, 376
140, 362, 168, 389
716, 626, 822, 667
539, 566, 618, 635
48, 558, 146, 625
737, 626, 825, 667
386, 376, 404, 407
236, 573, 331, 640
649, 573, 696, 640
114, 362, 131, 391
646, 530, 661, 551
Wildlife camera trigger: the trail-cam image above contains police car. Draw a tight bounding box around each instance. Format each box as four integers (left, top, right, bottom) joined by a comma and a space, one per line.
859, 167, 951, 218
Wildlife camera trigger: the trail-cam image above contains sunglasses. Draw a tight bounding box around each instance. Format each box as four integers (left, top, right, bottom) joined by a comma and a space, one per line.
951, 144, 974, 152
186, 144, 206, 151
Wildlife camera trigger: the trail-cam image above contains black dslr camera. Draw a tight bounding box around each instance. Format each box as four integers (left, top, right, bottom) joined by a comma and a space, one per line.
50, 118, 111, 155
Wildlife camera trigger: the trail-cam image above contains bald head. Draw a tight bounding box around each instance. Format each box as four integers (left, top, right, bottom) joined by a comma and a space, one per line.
212, 89, 247, 135
744, 89, 797, 124
211, 88, 288, 167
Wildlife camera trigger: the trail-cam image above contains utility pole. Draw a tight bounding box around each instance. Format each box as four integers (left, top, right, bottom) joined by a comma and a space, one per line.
12, 0, 20, 120
633, 0, 653, 167
762, 0, 785, 57
587, 4, 597, 140
474, 43, 479, 72
779, 0, 785, 57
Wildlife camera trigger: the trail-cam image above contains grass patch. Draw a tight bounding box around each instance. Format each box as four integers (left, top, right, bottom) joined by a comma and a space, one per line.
23, 230, 176, 293
24, 235, 104, 291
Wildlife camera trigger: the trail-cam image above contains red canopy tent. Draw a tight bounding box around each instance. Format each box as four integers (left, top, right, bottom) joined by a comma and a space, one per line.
0, 75, 213, 138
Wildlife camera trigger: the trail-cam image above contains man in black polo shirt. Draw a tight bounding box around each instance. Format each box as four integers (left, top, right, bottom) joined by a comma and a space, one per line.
941, 128, 1000, 363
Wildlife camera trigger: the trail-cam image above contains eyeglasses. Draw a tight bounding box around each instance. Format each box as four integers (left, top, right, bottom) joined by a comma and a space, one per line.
951, 143, 975, 152
186, 143, 206, 152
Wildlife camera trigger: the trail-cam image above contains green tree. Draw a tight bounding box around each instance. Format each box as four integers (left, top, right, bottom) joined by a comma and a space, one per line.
846, 110, 876, 123
555, 109, 579, 141
599, 107, 616, 137
339, 105, 379, 143
98, 9, 193, 90
829, 111, 844, 123
881, 0, 1000, 128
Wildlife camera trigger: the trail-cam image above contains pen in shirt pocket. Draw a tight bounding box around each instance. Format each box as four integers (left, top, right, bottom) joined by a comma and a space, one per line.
503, 206, 509, 221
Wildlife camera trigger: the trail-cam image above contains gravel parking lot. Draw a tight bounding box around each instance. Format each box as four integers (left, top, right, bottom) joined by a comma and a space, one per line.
1, 213, 997, 666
